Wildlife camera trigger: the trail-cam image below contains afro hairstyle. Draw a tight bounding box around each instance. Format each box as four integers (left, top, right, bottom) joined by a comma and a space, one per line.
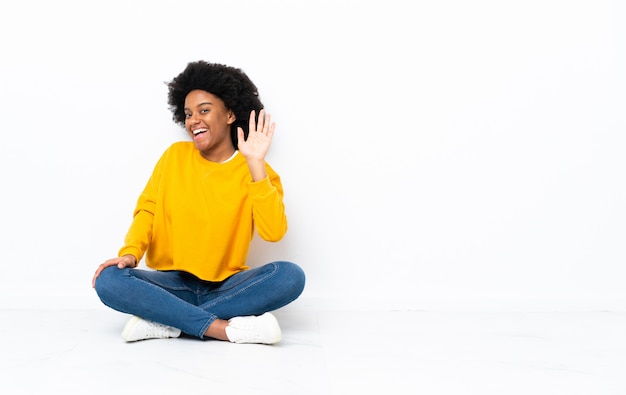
166, 60, 264, 149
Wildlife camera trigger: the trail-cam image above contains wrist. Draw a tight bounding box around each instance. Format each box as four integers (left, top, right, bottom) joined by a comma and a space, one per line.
246, 159, 267, 182
122, 254, 138, 267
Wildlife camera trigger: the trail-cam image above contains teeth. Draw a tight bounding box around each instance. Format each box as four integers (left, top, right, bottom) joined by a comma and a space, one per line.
193, 129, 207, 135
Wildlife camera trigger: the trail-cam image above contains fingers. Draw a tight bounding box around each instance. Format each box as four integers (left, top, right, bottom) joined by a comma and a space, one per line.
258, 109, 268, 134
267, 119, 276, 139
249, 109, 275, 136
237, 126, 245, 147
257, 109, 264, 132
249, 110, 257, 134
92, 256, 136, 288
92, 262, 111, 288
92, 260, 113, 288
92, 266, 102, 288
250, 109, 265, 134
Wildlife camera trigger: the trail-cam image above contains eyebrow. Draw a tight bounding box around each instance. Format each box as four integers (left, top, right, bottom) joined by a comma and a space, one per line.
184, 102, 213, 111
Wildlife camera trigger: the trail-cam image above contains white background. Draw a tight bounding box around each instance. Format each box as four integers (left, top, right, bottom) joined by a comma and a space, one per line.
0, 0, 624, 310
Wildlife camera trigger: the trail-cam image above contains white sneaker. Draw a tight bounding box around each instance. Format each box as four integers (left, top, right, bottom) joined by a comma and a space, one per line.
225, 312, 282, 344
121, 316, 182, 342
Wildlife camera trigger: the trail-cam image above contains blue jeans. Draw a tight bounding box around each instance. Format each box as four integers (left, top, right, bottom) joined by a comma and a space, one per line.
94, 261, 305, 339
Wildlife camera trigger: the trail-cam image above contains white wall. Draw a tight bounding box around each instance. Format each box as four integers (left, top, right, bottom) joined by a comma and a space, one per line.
0, 0, 624, 311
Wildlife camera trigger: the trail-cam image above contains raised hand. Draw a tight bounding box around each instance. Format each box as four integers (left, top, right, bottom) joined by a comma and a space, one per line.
237, 109, 275, 162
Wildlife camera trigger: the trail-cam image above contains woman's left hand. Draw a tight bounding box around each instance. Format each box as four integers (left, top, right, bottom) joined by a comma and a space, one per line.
237, 109, 275, 161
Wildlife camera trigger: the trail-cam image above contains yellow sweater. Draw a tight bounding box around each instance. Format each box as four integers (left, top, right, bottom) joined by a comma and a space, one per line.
118, 142, 287, 281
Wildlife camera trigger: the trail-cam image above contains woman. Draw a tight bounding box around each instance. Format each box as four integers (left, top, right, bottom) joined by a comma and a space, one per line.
92, 61, 305, 344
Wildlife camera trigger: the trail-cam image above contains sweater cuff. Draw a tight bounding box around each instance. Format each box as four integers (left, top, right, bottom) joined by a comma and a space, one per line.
248, 175, 273, 196
118, 246, 142, 264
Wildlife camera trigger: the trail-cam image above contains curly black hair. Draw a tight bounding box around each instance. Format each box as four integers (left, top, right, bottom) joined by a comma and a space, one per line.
166, 61, 264, 149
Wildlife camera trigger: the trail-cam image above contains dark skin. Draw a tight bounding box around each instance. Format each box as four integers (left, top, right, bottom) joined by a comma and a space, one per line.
92, 89, 276, 340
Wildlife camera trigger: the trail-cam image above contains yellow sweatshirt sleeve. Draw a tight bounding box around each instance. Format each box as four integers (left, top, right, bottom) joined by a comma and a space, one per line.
249, 170, 288, 242
117, 149, 166, 262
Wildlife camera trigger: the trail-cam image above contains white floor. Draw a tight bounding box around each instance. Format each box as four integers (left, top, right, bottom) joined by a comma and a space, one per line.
2, 301, 626, 395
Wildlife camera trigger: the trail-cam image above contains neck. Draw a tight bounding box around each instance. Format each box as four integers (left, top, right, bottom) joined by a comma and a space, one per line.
200, 147, 236, 163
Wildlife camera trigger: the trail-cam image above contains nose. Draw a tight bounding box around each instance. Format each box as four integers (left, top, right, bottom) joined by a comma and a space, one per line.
187, 113, 200, 125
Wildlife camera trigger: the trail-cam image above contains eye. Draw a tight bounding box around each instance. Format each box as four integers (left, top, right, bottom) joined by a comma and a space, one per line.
200, 108, 209, 114
184, 112, 192, 118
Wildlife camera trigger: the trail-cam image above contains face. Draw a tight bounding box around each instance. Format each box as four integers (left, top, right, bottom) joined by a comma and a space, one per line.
184, 89, 236, 161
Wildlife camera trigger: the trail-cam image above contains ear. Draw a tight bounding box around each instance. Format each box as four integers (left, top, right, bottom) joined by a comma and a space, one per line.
227, 111, 236, 125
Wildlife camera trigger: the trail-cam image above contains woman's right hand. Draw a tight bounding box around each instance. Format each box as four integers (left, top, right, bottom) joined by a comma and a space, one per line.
92, 254, 137, 288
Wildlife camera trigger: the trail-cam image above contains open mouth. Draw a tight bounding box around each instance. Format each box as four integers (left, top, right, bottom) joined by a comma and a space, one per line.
193, 128, 207, 136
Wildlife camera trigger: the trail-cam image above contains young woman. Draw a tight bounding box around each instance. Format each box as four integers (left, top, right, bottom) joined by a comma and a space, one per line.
92, 61, 305, 344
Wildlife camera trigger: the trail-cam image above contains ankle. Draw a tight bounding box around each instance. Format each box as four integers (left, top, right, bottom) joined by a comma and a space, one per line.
204, 318, 229, 341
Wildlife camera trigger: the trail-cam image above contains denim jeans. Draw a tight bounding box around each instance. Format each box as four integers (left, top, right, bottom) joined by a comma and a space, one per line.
94, 261, 305, 339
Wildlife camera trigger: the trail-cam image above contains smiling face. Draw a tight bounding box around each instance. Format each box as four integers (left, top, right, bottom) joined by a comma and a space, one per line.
184, 89, 236, 162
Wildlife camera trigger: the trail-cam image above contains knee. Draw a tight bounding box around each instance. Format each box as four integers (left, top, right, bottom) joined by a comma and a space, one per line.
276, 261, 306, 297
94, 266, 125, 302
